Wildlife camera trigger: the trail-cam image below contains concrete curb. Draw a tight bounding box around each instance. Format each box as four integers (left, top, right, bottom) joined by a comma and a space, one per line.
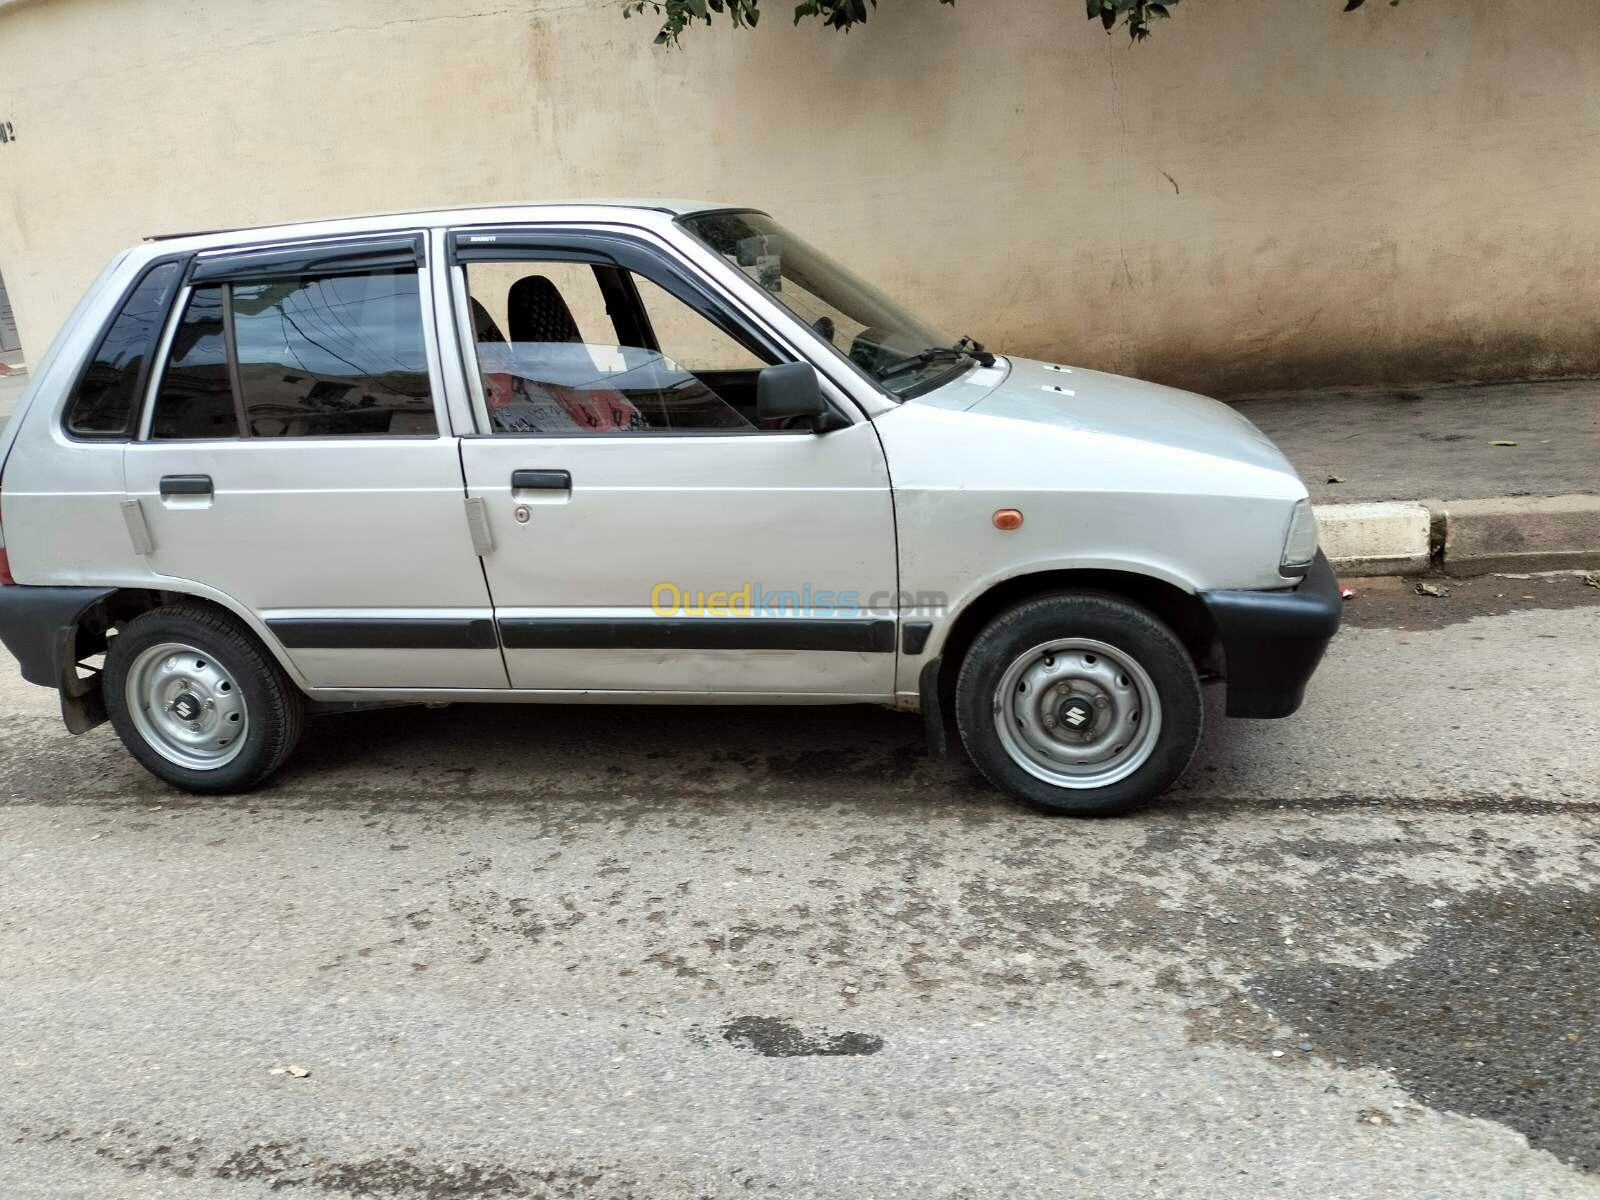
1314, 502, 1432, 577
1316, 494, 1600, 577
1438, 494, 1600, 576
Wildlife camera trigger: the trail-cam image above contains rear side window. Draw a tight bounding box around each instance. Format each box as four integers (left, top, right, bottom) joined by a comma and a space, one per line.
232, 271, 433, 436
64, 261, 182, 438
151, 286, 237, 439
149, 267, 435, 439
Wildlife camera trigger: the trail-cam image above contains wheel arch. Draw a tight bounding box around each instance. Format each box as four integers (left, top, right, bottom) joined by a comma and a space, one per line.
930, 568, 1221, 711
73, 585, 310, 691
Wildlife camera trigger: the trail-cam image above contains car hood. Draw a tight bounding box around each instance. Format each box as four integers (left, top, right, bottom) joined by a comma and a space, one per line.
911, 355, 1301, 478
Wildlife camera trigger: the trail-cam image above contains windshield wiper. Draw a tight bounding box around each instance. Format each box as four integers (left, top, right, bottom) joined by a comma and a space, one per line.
873, 347, 969, 383
874, 337, 995, 384
954, 335, 996, 367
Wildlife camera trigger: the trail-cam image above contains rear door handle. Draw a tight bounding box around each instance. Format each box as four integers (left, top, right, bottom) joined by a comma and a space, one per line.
510, 469, 571, 491
159, 475, 213, 497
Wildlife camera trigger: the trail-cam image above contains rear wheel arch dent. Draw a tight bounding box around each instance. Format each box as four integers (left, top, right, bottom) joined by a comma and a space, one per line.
930, 567, 1219, 706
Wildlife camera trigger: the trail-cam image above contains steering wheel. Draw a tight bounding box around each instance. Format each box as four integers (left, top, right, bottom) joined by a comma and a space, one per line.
811, 315, 836, 344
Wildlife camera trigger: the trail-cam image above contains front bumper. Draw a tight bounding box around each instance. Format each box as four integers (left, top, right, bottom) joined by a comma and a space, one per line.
1198, 551, 1342, 719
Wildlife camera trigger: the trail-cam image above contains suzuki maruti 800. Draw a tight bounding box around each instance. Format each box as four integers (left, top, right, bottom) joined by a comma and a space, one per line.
0, 203, 1340, 814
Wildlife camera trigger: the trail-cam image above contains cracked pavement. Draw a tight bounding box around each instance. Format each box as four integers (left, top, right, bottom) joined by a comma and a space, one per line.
1, 575, 1598, 1198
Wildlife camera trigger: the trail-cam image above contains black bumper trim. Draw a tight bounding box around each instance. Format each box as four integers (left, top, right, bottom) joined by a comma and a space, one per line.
0, 584, 117, 689
497, 616, 896, 653
267, 617, 499, 651
1198, 551, 1342, 719
901, 620, 933, 656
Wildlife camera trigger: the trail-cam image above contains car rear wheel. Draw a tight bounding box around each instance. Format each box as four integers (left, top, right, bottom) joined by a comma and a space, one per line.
104, 604, 304, 794
955, 592, 1202, 816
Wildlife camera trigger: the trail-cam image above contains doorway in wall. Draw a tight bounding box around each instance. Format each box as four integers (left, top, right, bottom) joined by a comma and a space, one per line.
0, 267, 22, 369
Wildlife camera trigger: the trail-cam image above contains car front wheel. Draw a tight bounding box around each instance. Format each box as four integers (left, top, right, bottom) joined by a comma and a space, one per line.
955, 592, 1202, 816
104, 604, 305, 794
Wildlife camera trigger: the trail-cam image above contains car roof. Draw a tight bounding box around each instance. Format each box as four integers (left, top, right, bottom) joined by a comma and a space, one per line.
142, 200, 752, 252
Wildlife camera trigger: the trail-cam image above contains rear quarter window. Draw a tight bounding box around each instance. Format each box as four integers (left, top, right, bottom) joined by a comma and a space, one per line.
63, 261, 182, 438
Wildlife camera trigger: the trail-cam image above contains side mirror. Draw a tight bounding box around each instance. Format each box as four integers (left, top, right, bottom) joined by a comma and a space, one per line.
756, 362, 847, 432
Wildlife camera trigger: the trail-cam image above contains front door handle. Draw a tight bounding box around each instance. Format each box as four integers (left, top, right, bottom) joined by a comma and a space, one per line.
159, 474, 213, 497
511, 469, 571, 491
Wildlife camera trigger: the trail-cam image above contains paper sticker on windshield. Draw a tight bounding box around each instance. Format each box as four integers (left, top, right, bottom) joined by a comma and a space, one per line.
736, 234, 783, 294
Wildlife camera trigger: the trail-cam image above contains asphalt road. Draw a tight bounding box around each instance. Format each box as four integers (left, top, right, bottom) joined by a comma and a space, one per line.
2, 574, 1598, 1199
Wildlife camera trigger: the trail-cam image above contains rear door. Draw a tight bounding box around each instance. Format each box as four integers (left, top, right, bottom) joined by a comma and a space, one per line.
122, 234, 506, 690
448, 227, 899, 697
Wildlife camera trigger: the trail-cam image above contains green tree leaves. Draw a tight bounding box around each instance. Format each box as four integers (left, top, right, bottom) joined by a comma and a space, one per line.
1085, 0, 1179, 41
623, 0, 766, 46
627, 0, 1392, 47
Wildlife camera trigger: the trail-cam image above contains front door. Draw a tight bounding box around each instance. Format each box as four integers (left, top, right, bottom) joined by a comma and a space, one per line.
123, 235, 506, 690
450, 230, 898, 696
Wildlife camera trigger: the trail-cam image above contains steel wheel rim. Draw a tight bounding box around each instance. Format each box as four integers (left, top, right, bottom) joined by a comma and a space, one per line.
992, 637, 1162, 789
125, 642, 249, 770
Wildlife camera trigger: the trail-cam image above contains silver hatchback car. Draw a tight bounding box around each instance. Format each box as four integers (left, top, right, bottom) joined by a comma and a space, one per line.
0, 202, 1339, 815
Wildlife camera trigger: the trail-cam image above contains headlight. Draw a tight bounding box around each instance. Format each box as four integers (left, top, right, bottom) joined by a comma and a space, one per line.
1281, 499, 1319, 573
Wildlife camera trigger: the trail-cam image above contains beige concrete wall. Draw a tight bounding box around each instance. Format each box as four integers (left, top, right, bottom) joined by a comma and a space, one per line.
1, 0, 1598, 395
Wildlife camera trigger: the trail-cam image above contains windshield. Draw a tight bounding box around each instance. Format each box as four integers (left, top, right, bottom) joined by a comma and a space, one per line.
679, 210, 965, 398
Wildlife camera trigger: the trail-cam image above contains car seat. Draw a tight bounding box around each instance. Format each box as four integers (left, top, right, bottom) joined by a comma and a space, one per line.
508, 276, 583, 344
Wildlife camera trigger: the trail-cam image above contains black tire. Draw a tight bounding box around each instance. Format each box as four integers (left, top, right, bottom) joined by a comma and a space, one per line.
954, 592, 1202, 816
103, 604, 305, 794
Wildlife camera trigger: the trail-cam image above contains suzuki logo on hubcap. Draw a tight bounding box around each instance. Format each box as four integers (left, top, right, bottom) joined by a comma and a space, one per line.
1059, 698, 1094, 730
172, 693, 201, 721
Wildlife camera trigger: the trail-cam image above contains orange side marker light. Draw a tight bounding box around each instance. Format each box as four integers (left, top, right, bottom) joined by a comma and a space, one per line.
993, 509, 1024, 531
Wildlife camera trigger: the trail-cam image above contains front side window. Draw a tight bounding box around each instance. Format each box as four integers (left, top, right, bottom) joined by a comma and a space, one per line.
150, 265, 435, 440
630, 275, 767, 373
680, 210, 973, 399
66, 261, 182, 437
462, 257, 776, 435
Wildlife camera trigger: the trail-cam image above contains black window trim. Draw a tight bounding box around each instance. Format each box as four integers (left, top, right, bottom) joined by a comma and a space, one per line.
60, 254, 191, 443
447, 224, 853, 438
138, 233, 442, 443
186, 233, 424, 285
